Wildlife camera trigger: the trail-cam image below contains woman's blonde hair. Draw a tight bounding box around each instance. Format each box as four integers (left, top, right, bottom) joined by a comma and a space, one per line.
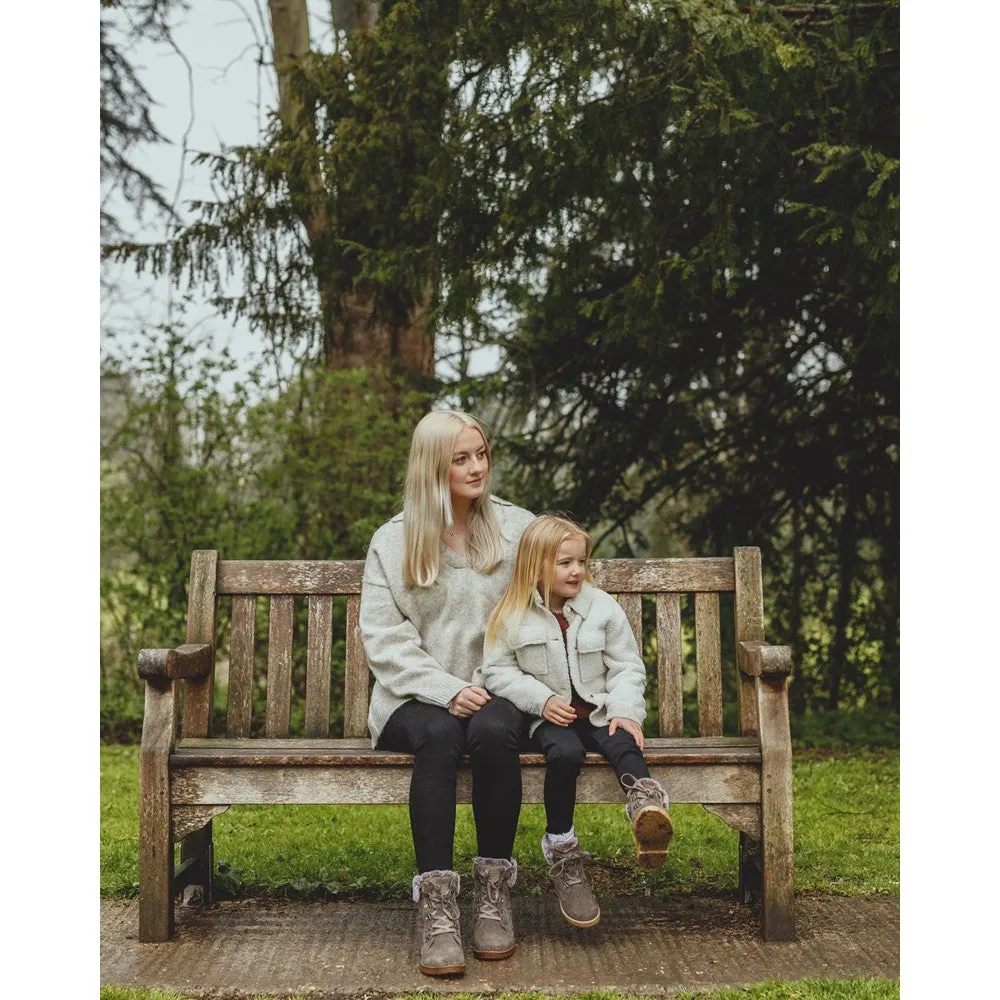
402, 410, 505, 587
485, 514, 593, 646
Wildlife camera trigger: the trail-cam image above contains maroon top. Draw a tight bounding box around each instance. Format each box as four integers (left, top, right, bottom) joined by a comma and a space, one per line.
554, 611, 593, 720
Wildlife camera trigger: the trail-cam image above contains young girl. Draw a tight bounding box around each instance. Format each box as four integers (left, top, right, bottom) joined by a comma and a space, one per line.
477, 515, 672, 928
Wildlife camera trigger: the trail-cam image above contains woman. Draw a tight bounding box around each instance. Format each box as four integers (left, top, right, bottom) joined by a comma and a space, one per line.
359, 410, 535, 977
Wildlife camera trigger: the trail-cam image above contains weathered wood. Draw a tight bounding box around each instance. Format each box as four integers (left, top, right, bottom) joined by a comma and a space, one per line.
138, 644, 213, 682
226, 595, 256, 737
172, 805, 230, 842
695, 592, 723, 736
305, 595, 333, 738
343, 594, 369, 739
218, 560, 365, 595
179, 821, 214, 904
170, 738, 762, 769
172, 761, 762, 806
703, 804, 761, 841
739, 641, 793, 679
591, 558, 734, 593
616, 593, 643, 655
181, 550, 219, 739
139, 680, 177, 942
655, 593, 683, 737
265, 596, 295, 738
734, 547, 764, 737
757, 672, 796, 940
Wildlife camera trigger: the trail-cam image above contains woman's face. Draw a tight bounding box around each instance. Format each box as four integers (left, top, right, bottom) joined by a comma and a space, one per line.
449, 427, 489, 503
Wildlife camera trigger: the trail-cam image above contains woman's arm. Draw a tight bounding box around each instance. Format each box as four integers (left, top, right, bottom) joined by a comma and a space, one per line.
360, 547, 469, 708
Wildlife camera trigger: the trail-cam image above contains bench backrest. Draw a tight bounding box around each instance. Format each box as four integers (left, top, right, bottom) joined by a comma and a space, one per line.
178, 547, 767, 741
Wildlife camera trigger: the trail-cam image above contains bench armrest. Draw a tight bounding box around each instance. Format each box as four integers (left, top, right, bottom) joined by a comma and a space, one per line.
137, 643, 213, 682
738, 641, 792, 680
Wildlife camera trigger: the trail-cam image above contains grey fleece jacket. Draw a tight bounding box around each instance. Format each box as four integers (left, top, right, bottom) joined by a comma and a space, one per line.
359, 496, 536, 747
474, 581, 647, 738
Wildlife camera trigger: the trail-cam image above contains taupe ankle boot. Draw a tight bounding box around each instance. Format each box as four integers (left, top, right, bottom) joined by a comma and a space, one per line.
471, 857, 517, 960
622, 774, 673, 869
413, 870, 465, 976
545, 838, 600, 928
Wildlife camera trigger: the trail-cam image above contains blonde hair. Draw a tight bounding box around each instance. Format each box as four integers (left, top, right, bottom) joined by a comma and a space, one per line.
402, 410, 505, 587
486, 514, 593, 646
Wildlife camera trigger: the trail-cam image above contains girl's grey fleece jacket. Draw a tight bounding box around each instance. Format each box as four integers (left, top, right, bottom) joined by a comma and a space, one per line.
359, 496, 536, 747
474, 580, 647, 738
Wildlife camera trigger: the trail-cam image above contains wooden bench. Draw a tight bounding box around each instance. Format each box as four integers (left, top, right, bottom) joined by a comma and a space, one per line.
137, 546, 795, 943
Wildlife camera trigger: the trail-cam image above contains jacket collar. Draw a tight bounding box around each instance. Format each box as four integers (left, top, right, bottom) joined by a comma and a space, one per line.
533, 579, 596, 618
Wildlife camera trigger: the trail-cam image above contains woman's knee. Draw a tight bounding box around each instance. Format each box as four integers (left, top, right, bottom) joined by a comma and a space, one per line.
410, 706, 465, 761
467, 696, 523, 753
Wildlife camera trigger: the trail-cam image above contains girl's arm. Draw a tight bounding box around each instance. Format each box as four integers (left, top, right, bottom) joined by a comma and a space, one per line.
478, 638, 556, 718
602, 604, 648, 724
360, 545, 470, 708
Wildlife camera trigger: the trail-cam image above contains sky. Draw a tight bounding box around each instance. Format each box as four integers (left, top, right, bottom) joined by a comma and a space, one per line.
3, 2, 999, 995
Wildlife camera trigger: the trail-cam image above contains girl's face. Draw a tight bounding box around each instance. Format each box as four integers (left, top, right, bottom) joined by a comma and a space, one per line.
449, 427, 489, 503
548, 535, 587, 607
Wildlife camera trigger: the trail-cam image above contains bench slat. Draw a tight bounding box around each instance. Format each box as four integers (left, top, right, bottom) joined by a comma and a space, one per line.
343, 594, 369, 738
695, 592, 723, 736
216, 557, 735, 597
305, 595, 333, 738
656, 593, 683, 736
265, 596, 294, 738
226, 595, 256, 737
218, 561, 364, 595
181, 550, 218, 738
735, 548, 764, 737
616, 593, 643, 655
592, 558, 734, 593
178, 735, 760, 750
171, 761, 761, 806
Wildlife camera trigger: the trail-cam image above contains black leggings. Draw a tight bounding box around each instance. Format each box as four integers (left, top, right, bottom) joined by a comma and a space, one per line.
533, 719, 650, 835
377, 696, 527, 872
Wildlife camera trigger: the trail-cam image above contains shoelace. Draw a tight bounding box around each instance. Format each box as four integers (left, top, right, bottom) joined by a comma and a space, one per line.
476, 876, 511, 930
549, 849, 592, 887
621, 775, 667, 817
424, 890, 462, 940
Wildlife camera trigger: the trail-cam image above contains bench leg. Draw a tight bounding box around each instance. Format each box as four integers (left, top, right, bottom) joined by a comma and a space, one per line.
179, 821, 214, 905
138, 681, 176, 942
758, 677, 795, 941
739, 832, 762, 905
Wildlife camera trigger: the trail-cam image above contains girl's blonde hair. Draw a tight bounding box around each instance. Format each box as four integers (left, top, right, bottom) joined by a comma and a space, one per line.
486, 514, 593, 646
402, 410, 504, 587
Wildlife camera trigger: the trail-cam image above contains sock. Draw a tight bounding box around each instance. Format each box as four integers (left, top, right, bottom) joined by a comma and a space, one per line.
541, 826, 577, 863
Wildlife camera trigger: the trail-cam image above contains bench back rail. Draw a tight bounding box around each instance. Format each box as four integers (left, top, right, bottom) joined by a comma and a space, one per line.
176, 547, 768, 743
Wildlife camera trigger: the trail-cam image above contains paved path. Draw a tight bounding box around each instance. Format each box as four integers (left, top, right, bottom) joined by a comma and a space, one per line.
101, 893, 899, 998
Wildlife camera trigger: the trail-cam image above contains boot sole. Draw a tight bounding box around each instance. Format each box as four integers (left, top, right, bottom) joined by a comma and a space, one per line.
419, 963, 466, 976
559, 902, 601, 928
473, 945, 516, 960
633, 806, 673, 869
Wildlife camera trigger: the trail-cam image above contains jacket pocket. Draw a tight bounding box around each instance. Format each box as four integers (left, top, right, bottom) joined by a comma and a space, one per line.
577, 630, 607, 681
512, 626, 550, 676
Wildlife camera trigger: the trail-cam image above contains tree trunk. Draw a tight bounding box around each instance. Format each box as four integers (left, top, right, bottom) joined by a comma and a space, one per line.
827, 488, 857, 710
269, 0, 435, 379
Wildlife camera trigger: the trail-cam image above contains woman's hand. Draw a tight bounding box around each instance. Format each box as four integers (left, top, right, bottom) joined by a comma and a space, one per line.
608, 716, 645, 751
542, 695, 577, 727
448, 685, 492, 718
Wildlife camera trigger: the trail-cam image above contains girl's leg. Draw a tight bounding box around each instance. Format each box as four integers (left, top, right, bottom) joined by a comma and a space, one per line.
465, 695, 525, 859
578, 723, 650, 785
532, 721, 587, 835
377, 700, 466, 873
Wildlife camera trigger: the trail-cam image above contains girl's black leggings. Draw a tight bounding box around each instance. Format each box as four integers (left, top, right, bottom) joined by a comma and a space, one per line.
532, 718, 650, 835
377, 696, 526, 872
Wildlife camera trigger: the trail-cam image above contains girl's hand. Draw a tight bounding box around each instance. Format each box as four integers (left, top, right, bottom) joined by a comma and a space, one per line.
543, 695, 577, 727
449, 685, 492, 718
608, 717, 645, 751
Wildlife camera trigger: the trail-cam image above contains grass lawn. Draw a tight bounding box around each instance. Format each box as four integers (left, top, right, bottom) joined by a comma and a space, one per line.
99, 979, 900, 1000
100, 746, 898, 900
